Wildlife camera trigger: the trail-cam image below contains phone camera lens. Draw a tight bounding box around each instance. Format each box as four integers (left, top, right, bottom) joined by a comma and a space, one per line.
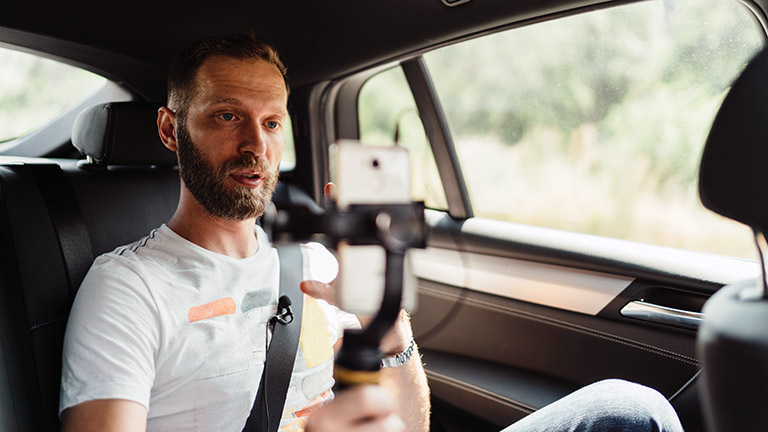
372, 159, 380, 168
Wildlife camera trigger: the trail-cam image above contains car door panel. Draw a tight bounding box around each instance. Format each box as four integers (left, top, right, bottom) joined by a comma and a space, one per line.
411, 210, 758, 430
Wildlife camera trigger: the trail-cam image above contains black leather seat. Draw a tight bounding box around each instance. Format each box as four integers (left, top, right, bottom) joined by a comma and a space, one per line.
0, 102, 180, 431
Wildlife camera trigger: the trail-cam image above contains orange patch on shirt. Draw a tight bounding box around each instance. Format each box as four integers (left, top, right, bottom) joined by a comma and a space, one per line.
188, 297, 236, 323
293, 390, 332, 418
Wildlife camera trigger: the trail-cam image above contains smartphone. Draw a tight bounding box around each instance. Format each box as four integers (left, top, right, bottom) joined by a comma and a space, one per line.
330, 140, 418, 316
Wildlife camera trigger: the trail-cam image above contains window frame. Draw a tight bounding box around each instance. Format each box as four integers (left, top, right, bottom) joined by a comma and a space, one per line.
330, 59, 472, 219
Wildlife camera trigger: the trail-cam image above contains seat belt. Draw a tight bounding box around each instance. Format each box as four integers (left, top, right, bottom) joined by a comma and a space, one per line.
243, 243, 304, 432
30, 164, 94, 297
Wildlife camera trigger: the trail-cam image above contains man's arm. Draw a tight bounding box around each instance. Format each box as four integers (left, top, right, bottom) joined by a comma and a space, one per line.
60, 259, 158, 432
376, 311, 431, 432
61, 399, 147, 432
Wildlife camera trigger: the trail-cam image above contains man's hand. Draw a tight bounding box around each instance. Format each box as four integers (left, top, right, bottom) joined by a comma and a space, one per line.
300, 280, 335, 304
306, 385, 405, 432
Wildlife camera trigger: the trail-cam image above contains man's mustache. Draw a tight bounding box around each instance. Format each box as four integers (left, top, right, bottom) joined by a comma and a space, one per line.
218, 156, 274, 176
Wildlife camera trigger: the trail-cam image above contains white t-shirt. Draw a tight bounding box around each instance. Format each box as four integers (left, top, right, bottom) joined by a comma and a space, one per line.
60, 224, 358, 431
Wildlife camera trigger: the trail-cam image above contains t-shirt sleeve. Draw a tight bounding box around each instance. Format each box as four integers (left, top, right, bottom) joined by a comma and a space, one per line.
59, 255, 160, 416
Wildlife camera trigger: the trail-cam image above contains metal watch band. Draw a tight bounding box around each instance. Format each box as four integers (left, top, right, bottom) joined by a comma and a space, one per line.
380, 338, 415, 368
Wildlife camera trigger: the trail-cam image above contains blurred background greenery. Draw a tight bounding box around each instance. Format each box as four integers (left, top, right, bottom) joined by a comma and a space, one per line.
360, 0, 763, 259
0, 50, 105, 142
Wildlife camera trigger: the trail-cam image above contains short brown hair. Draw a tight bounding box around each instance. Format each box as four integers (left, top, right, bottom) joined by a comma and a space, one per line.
167, 33, 288, 117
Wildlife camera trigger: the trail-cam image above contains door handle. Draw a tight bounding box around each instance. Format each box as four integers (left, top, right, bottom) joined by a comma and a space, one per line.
620, 300, 703, 330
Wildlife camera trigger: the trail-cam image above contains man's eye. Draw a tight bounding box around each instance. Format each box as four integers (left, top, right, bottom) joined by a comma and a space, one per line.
266, 121, 279, 129
219, 113, 235, 121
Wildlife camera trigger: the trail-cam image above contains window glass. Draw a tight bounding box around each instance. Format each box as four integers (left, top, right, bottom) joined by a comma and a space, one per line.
281, 116, 296, 171
0, 46, 297, 166
358, 67, 448, 210
424, 0, 763, 259
0, 47, 106, 142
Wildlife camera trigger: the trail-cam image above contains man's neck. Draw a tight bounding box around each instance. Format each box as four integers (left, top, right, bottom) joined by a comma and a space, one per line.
167, 193, 260, 259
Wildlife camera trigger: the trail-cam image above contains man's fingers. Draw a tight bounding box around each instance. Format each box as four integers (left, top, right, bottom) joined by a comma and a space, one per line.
306, 385, 403, 432
337, 385, 396, 421
300, 279, 335, 305
324, 182, 337, 200
354, 414, 405, 432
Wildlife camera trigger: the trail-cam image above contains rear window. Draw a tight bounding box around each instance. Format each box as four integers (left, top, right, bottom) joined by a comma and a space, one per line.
0, 47, 106, 142
0, 46, 298, 168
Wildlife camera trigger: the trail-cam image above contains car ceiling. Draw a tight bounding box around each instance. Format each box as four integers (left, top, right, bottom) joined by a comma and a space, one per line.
0, 0, 611, 101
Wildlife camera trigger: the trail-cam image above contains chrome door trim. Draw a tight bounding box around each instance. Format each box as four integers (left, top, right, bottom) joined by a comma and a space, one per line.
620, 300, 703, 330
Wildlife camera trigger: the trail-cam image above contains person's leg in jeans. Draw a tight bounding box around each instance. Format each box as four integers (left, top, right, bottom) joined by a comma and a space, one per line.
500, 379, 684, 432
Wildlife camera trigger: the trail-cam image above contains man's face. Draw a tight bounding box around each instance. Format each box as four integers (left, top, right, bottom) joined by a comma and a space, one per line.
176, 56, 288, 220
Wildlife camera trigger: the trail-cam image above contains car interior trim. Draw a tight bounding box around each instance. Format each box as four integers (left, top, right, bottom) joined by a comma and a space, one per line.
411, 247, 634, 315
620, 300, 704, 330
402, 57, 473, 219
426, 210, 760, 290
427, 369, 535, 413
412, 281, 702, 427
294, 83, 333, 202
415, 281, 702, 368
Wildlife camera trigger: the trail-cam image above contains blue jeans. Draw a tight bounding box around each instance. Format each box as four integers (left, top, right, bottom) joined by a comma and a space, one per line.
500, 379, 684, 432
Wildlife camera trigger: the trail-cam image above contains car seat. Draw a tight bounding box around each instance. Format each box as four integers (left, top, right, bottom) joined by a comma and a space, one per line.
697, 47, 768, 432
0, 102, 180, 431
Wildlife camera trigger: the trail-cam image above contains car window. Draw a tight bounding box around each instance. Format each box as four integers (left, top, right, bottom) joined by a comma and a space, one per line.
281, 116, 296, 171
0, 46, 297, 166
358, 67, 448, 210
0, 47, 105, 142
423, 0, 764, 259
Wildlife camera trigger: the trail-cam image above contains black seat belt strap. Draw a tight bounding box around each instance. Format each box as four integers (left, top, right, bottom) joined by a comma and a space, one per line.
243, 243, 304, 432
31, 164, 94, 297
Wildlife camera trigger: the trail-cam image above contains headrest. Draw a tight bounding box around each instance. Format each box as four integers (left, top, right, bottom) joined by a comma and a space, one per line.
699, 48, 768, 230
72, 102, 178, 167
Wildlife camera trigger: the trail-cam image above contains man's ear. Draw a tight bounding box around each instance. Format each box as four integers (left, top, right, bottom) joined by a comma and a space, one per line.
157, 106, 178, 152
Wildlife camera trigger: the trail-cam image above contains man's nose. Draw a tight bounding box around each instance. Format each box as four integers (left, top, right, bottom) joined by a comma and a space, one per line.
239, 121, 268, 157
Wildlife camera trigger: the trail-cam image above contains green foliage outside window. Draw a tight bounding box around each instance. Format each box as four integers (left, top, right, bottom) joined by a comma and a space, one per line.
427, 0, 763, 258
359, 0, 764, 259
0, 48, 106, 142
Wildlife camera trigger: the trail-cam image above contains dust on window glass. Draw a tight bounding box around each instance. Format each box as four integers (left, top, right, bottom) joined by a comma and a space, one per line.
424, 0, 764, 259
358, 67, 448, 210
0, 47, 106, 143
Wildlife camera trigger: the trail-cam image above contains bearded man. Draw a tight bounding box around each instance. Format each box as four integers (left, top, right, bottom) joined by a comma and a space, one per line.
58, 33, 429, 432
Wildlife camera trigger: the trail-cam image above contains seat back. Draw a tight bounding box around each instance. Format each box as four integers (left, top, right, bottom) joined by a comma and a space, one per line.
0, 102, 179, 431
697, 47, 768, 432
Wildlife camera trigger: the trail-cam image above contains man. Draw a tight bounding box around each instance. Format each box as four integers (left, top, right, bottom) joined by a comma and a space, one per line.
59, 33, 429, 431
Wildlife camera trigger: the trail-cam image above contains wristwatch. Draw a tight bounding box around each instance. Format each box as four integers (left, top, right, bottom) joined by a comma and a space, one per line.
380, 338, 416, 368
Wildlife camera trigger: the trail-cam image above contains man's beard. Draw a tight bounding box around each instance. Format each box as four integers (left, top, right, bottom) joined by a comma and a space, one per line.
176, 120, 278, 221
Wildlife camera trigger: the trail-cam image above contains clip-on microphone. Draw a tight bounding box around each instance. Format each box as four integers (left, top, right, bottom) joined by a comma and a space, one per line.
271, 295, 294, 325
